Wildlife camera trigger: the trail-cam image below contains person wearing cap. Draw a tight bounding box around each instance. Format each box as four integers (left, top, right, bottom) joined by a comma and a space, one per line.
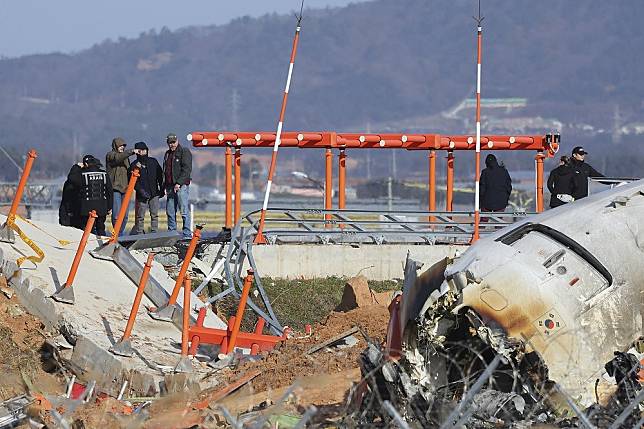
68, 155, 113, 236
570, 146, 604, 200
163, 133, 192, 238
106, 137, 135, 234
129, 142, 164, 234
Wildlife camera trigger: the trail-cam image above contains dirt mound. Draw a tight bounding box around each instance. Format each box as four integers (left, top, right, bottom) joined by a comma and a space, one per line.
225, 305, 390, 393
336, 276, 394, 311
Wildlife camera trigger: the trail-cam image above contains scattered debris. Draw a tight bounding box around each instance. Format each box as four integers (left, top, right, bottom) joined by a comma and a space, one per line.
306, 326, 359, 354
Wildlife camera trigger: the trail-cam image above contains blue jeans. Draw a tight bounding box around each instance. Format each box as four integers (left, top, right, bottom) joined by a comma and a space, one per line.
112, 191, 129, 235
166, 185, 191, 238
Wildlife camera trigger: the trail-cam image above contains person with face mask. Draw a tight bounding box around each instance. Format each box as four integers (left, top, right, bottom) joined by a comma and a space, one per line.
128, 142, 164, 234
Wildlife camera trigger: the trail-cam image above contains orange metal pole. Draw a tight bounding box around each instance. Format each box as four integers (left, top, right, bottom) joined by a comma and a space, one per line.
167, 225, 202, 306
472, 20, 483, 243
338, 149, 346, 210
234, 147, 241, 224
226, 269, 254, 354
121, 252, 154, 341
535, 151, 545, 213
63, 211, 97, 288
446, 151, 454, 212
180, 276, 191, 357
224, 147, 232, 228
110, 168, 139, 243
325, 148, 333, 228
428, 150, 436, 223
6, 150, 37, 224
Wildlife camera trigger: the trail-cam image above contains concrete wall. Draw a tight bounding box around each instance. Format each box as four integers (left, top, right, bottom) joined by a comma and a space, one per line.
250, 244, 467, 280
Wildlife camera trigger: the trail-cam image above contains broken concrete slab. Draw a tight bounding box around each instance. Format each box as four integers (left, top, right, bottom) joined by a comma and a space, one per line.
0, 215, 221, 396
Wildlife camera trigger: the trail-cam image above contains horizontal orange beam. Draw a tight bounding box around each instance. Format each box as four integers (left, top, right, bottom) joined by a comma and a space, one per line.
188, 131, 556, 154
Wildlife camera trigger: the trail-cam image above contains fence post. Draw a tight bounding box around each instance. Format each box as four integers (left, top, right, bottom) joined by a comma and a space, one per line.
110, 252, 155, 357
110, 168, 139, 244
225, 269, 254, 355
51, 210, 97, 304
0, 150, 37, 243
174, 276, 193, 373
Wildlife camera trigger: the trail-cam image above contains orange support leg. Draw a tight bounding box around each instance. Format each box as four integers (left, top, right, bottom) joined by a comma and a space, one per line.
225, 147, 233, 229
325, 149, 333, 228
174, 276, 193, 372
51, 210, 97, 304
338, 149, 346, 210
7, 149, 37, 224
234, 147, 241, 224
428, 150, 436, 223
225, 270, 254, 354
149, 225, 202, 322
535, 151, 545, 212
110, 168, 139, 244
110, 252, 155, 356
446, 150, 454, 212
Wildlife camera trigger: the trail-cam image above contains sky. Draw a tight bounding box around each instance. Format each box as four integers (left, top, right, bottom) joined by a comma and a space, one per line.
0, 0, 366, 58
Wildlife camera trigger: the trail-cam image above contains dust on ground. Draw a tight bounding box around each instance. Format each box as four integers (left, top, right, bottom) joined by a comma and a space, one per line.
0, 276, 64, 400
224, 305, 390, 392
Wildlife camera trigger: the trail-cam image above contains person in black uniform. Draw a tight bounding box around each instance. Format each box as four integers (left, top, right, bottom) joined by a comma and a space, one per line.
570, 146, 604, 200
547, 156, 576, 208
59, 161, 83, 228
69, 155, 113, 236
480, 154, 512, 212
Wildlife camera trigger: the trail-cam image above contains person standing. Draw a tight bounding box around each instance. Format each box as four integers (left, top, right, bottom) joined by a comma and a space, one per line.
570, 146, 604, 200
163, 133, 193, 238
547, 156, 576, 208
106, 137, 135, 235
480, 154, 512, 212
59, 161, 83, 227
69, 155, 112, 236
129, 142, 164, 234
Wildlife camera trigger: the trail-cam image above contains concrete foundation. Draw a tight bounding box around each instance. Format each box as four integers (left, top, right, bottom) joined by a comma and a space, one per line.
250, 244, 467, 280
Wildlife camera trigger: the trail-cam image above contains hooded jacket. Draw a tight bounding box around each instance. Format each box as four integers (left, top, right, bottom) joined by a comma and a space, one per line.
480, 155, 512, 211
59, 164, 82, 227
129, 153, 164, 201
547, 164, 576, 208
106, 138, 134, 193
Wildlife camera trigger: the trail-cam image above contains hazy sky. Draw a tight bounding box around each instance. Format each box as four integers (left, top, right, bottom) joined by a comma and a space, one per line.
0, 0, 366, 58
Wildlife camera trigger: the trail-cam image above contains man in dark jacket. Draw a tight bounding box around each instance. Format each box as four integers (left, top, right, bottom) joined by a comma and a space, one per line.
69, 155, 113, 236
547, 156, 576, 208
480, 154, 512, 212
163, 133, 193, 238
570, 146, 604, 200
59, 161, 83, 227
106, 137, 135, 235
129, 142, 164, 234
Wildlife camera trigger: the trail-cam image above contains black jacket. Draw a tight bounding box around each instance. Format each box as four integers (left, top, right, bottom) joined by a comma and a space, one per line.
480, 164, 512, 211
547, 165, 576, 208
163, 144, 192, 187
59, 164, 82, 227
69, 165, 113, 217
570, 159, 603, 200
129, 155, 164, 201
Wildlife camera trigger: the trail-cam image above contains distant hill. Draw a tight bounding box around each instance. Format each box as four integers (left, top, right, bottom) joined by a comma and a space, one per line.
0, 0, 642, 180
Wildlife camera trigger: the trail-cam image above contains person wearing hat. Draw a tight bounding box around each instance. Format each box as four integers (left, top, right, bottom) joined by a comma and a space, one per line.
129, 142, 164, 234
570, 146, 604, 200
68, 155, 113, 236
106, 137, 135, 235
162, 133, 193, 238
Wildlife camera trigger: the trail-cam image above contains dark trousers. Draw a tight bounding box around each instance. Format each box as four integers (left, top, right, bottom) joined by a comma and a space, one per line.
79, 215, 107, 237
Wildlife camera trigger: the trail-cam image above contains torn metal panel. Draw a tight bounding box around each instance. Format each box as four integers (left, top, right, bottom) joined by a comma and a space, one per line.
365, 180, 644, 426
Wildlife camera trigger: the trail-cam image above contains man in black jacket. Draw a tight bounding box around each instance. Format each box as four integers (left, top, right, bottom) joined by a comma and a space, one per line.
69, 155, 113, 236
570, 146, 604, 200
547, 156, 576, 208
129, 142, 164, 234
480, 154, 512, 212
163, 133, 193, 238
59, 161, 83, 227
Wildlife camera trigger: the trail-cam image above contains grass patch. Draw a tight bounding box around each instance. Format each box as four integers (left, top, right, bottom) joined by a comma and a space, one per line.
210, 277, 401, 332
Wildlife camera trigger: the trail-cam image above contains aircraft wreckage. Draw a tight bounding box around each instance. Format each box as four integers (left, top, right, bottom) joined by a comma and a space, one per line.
356, 180, 644, 427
